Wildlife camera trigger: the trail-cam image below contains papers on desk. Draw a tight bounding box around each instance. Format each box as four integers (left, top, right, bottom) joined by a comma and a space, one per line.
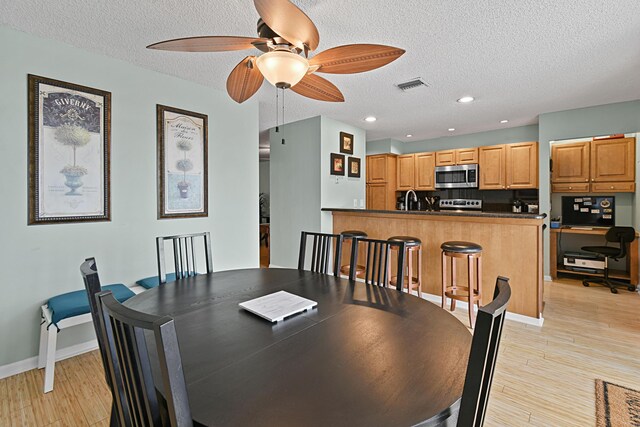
239, 291, 317, 323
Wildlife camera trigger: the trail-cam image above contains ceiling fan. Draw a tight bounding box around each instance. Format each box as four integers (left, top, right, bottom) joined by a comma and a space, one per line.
147, 0, 405, 104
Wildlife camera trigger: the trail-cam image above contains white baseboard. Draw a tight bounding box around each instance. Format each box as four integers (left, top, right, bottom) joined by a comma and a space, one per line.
0, 339, 98, 380
268, 264, 287, 268
544, 275, 553, 282
420, 291, 544, 326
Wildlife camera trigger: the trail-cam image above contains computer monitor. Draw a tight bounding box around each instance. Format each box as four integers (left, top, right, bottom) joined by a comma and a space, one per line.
561, 196, 614, 227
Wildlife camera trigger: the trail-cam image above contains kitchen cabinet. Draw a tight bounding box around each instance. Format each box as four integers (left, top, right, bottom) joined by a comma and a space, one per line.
506, 142, 538, 189
365, 154, 397, 210
435, 148, 478, 166
415, 152, 435, 190
397, 154, 416, 190
479, 145, 507, 189
551, 137, 635, 193
590, 137, 635, 183
480, 142, 538, 190
435, 150, 456, 166
551, 141, 590, 184
455, 148, 479, 164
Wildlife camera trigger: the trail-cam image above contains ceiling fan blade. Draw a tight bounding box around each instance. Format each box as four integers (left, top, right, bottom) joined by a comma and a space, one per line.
147, 36, 267, 52
290, 73, 344, 102
226, 57, 264, 103
309, 44, 405, 74
253, 0, 320, 51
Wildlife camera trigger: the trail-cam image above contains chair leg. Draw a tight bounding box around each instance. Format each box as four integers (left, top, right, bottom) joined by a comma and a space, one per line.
450, 257, 457, 311
441, 251, 447, 309
43, 325, 57, 393
417, 247, 423, 298
37, 316, 48, 369
468, 254, 475, 328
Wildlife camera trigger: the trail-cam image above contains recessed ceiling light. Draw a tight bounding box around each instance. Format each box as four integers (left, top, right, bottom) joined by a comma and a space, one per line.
500, 119, 509, 124
364, 116, 377, 122
406, 134, 413, 138
457, 96, 474, 103
448, 128, 455, 132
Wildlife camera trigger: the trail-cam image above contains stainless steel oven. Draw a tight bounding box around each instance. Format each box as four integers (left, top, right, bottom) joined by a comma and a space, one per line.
435, 164, 479, 189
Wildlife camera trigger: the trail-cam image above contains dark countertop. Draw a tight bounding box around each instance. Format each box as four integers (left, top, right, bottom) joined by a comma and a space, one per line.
322, 207, 546, 220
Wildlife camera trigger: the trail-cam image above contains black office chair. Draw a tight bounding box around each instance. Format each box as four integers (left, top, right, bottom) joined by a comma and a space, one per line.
581, 226, 636, 294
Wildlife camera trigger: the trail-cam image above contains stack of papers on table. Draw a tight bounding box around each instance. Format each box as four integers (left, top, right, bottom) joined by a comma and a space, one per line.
239, 291, 317, 322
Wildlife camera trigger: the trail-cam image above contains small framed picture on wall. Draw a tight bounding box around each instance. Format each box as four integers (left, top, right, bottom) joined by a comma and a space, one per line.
348, 157, 361, 178
339, 132, 354, 154
330, 153, 345, 175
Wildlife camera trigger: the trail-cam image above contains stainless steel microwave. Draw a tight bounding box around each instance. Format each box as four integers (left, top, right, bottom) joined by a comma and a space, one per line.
435, 164, 479, 189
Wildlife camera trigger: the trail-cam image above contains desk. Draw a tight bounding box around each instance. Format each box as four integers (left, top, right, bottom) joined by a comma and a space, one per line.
550, 228, 639, 285
125, 268, 472, 426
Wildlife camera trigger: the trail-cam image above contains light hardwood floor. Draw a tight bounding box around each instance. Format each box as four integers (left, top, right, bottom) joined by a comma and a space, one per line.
1, 277, 638, 426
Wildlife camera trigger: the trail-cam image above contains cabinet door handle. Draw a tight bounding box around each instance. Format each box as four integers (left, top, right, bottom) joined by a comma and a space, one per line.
569, 186, 572, 190
610, 186, 614, 189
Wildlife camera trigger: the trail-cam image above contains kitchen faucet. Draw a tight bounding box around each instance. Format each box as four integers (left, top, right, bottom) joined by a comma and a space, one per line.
405, 190, 417, 211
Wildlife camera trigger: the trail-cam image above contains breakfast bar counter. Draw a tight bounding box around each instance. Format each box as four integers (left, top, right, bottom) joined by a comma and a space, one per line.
323, 208, 545, 321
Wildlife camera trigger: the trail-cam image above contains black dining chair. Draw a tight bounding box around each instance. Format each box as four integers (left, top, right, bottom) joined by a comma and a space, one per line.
157, 232, 213, 284
349, 237, 407, 291
80, 258, 119, 427
456, 276, 511, 427
96, 290, 194, 427
298, 231, 344, 276
581, 226, 637, 293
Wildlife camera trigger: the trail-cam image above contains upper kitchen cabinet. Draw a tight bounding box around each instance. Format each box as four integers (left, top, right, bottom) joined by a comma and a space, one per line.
551, 141, 590, 183
506, 142, 538, 189
590, 137, 635, 183
455, 147, 479, 165
479, 142, 538, 190
397, 154, 416, 190
435, 148, 478, 166
367, 154, 391, 183
479, 144, 506, 189
551, 137, 635, 193
415, 152, 435, 190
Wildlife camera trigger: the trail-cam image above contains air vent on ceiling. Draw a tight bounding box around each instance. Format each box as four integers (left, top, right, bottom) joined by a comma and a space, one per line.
396, 78, 429, 92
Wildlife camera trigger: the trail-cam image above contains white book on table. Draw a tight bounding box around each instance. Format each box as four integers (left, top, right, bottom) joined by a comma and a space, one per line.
239, 291, 317, 322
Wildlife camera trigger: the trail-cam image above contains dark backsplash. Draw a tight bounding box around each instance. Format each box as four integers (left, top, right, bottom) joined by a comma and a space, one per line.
398, 189, 539, 212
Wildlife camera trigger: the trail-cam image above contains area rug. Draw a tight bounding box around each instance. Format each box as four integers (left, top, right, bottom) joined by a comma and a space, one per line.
595, 379, 640, 427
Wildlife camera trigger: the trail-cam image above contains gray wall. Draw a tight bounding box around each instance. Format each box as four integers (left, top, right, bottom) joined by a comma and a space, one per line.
400, 125, 539, 153
270, 116, 366, 267
270, 117, 322, 267
0, 26, 259, 367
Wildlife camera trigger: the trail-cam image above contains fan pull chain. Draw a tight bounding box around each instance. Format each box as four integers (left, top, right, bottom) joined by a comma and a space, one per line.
275, 87, 279, 133
281, 88, 285, 145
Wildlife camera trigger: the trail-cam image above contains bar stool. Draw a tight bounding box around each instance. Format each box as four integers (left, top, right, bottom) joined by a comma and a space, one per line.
441, 241, 483, 328
339, 230, 368, 278
389, 236, 423, 298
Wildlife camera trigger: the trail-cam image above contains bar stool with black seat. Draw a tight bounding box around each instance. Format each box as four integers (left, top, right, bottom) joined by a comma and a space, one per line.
441, 241, 483, 328
339, 230, 368, 278
581, 226, 637, 294
388, 236, 423, 298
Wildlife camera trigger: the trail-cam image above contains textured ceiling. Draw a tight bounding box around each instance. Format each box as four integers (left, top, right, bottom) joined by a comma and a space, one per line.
2, 0, 640, 159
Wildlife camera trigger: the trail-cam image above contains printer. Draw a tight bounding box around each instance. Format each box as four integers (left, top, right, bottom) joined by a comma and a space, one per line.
563, 251, 605, 273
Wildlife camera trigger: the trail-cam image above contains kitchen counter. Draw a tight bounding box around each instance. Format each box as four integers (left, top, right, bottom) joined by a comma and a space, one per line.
325, 208, 544, 321
322, 208, 545, 220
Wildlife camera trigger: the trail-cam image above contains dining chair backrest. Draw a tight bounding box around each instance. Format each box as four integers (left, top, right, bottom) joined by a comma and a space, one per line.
96, 290, 193, 427
349, 237, 407, 291
157, 232, 213, 284
298, 231, 344, 276
457, 276, 511, 427
80, 258, 111, 384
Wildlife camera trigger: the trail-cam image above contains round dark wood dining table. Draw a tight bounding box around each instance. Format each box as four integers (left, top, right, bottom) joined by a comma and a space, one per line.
125, 268, 472, 427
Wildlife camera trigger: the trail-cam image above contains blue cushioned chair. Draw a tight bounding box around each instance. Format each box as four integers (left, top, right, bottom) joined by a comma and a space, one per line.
38, 276, 136, 393
136, 272, 178, 289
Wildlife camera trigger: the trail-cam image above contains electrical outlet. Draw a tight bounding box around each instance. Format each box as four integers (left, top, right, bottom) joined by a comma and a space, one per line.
359, 199, 364, 208
353, 198, 358, 207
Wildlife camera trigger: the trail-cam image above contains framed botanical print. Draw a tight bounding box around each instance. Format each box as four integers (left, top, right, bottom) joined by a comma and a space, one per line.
339, 132, 354, 154
28, 74, 111, 225
157, 105, 208, 219
330, 153, 345, 176
348, 157, 361, 178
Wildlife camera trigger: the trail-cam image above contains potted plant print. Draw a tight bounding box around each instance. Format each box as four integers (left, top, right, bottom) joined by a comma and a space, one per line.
176, 139, 193, 198
55, 122, 90, 195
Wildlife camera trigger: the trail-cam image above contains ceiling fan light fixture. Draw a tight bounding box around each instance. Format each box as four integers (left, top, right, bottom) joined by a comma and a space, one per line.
256, 50, 309, 89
